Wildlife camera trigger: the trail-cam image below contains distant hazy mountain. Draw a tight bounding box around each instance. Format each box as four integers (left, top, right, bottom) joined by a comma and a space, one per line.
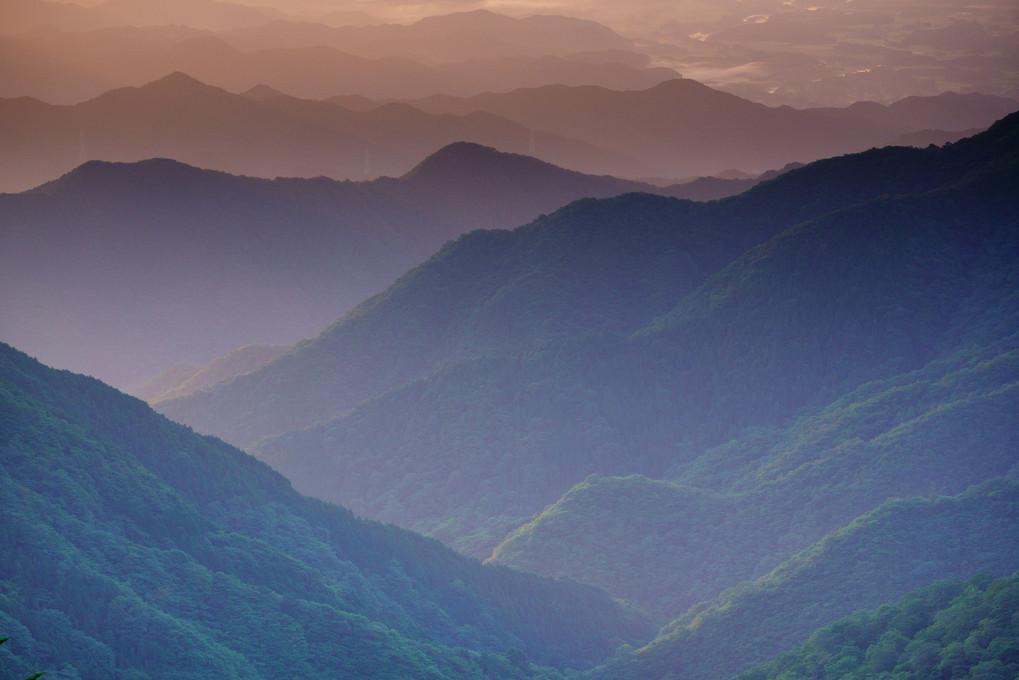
806, 90, 1019, 132
0, 20, 678, 105
0, 340, 651, 679
0, 72, 637, 192
0, 141, 684, 388
156, 116, 1019, 562
407, 79, 1019, 178
4, 71, 1011, 194
0, 0, 98, 32
0, 0, 283, 32
219, 10, 636, 62
92, 0, 285, 30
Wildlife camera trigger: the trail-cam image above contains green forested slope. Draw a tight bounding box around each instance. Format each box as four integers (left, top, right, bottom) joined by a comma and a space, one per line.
731, 572, 1019, 680
489, 341, 1019, 619
593, 480, 1019, 680
239, 114, 1019, 556
156, 114, 1019, 449
0, 343, 651, 679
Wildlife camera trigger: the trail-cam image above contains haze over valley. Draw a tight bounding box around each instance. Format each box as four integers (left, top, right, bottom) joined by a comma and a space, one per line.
0, 1, 1017, 679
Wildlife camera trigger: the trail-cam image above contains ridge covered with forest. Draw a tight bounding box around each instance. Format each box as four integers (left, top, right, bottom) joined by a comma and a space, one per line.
0, 342, 652, 679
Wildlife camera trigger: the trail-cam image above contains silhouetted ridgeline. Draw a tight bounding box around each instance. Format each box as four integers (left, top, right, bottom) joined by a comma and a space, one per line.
0, 141, 681, 389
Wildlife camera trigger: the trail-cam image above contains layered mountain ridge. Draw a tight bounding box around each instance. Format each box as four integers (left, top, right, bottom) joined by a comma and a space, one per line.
0, 142, 694, 389
3, 3, 1017, 679
1, 72, 1014, 193
157, 114, 1019, 572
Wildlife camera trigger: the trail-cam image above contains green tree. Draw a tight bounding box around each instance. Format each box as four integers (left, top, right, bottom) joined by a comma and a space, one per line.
0, 636, 45, 679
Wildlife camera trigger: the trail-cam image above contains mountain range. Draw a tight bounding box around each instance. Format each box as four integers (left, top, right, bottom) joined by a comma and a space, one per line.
0, 72, 641, 192
405, 80, 1019, 178
3, 2, 1017, 678
2, 112, 1017, 674
3, 309, 1016, 680
2, 72, 1015, 193
3, 1, 1015, 109
2, 83, 1017, 680
0, 140, 701, 389
150, 111, 1019, 628
0, 13, 675, 105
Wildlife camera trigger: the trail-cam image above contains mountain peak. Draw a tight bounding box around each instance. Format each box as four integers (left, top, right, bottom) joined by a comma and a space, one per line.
242, 84, 287, 101
401, 142, 557, 181
30, 157, 225, 195
89, 71, 231, 103
146, 71, 212, 91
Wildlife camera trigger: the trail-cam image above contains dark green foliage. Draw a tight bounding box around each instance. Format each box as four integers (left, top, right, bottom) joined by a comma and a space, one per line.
594, 480, 1019, 680
0, 343, 651, 679
731, 572, 1019, 680
489, 341, 1019, 618
0, 635, 44, 680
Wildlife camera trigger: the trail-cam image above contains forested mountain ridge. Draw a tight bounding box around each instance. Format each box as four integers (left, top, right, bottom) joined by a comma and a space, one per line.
594, 479, 1019, 680
730, 572, 1019, 680
0, 342, 652, 679
489, 340, 1019, 618
157, 114, 1019, 559
158, 113, 1019, 449
249, 160, 1017, 557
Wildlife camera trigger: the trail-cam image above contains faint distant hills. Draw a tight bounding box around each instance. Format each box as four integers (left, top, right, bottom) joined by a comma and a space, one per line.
220, 10, 637, 61
406, 79, 1019, 178
0, 72, 630, 192
0, 9, 674, 104
0, 0, 284, 32
4, 1, 1015, 108
0, 143, 697, 389
1, 73, 1014, 193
